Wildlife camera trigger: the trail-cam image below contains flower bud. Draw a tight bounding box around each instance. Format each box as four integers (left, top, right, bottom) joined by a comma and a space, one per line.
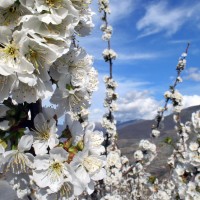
63, 138, 72, 150
77, 140, 84, 151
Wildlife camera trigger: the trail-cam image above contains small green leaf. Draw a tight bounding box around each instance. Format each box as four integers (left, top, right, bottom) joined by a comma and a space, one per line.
164, 137, 173, 144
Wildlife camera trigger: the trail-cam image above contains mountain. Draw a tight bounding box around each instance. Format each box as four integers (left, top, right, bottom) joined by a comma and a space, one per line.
117, 105, 200, 178
118, 105, 200, 140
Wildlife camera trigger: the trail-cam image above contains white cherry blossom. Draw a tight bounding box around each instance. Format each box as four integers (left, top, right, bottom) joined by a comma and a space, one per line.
3, 135, 34, 174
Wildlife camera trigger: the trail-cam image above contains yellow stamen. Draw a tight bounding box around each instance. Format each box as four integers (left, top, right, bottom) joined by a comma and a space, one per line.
46, 0, 63, 9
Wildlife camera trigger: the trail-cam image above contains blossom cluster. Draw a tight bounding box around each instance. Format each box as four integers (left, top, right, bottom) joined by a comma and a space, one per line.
97, 1, 128, 199
0, 0, 95, 105
151, 51, 188, 138
0, 0, 108, 199
148, 110, 200, 200
98, 0, 110, 13
98, 0, 118, 148
0, 109, 106, 198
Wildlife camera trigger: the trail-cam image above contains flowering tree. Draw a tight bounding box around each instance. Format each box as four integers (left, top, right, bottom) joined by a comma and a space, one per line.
0, 0, 107, 199
0, 0, 200, 200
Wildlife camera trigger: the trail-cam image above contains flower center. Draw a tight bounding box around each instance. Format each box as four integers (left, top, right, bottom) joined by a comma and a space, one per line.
1, 2, 21, 26
3, 44, 19, 60
40, 131, 50, 140
25, 46, 48, 72
50, 162, 62, 177
52, 162, 61, 170
46, 0, 62, 9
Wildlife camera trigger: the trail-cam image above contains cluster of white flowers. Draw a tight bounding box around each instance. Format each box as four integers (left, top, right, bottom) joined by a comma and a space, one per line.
176, 52, 187, 70
102, 49, 117, 61
0, 109, 106, 198
0, 0, 108, 199
98, 0, 110, 13
118, 140, 157, 199
148, 110, 200, 200
100, 24, 113, 41
98, 0, 118, 150
103, 76, 118, 113
97, 1, 130, 199
0, 0, 96, 107
50, 46, 98, 116
151, 50, 188, 138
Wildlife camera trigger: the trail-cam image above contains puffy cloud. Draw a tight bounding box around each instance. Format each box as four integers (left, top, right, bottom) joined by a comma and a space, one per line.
184, 67, 200, 82
109, 0, 134, 23
136, 2, 200, 38
89, 73, 152, 122
182, 95, 200, 108
115, 90, 161, 121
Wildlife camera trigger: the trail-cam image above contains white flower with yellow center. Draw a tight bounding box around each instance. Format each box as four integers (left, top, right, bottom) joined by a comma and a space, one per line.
3, 135, 34, 174
50, 47, 97, 94
33, 147, 73, 193
0, 0, 31, 29
21, 35, 59, 72
51, 81, 90, 113
0, 27, 34, 75
31, 113, 59, 155
35, 0, 79, 25
71, 149, 106, 194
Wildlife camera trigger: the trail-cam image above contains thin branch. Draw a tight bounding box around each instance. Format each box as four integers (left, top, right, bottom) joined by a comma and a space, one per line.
152, 43, 190, 131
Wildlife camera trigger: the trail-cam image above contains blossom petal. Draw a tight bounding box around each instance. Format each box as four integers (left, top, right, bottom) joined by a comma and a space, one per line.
18, 135, 33, 152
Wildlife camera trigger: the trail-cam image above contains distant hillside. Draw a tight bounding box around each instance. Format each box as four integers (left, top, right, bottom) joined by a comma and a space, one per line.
118, 105, 200, 140
117, 105, 200, 178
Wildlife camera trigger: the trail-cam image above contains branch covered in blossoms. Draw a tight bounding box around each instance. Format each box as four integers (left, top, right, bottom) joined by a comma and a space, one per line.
151, 43, 190, 138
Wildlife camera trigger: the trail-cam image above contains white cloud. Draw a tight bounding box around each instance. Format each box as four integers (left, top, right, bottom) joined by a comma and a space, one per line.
118, 52, 158, 60
184, 67, 200, 81
89, 73, 152, 122
109, 0, 134, 23
88, 71, 200, 122
114, 92, 200, 122
116, 90, 161, 122
182, 95, 200, 108
136, 2, 200, 38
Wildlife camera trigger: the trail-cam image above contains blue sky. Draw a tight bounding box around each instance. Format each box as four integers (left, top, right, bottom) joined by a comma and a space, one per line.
81, 0, 200, 122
